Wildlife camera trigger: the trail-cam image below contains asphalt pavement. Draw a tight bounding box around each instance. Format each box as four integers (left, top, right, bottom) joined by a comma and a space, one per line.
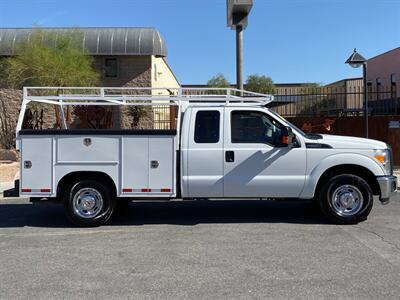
0, 195, 399, 299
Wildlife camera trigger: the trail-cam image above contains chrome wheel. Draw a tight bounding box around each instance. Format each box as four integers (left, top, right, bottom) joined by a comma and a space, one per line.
330, 185, 364, 217
72, 188, 104, 219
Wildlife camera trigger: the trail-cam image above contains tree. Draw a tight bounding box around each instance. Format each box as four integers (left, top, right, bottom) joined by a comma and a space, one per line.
0, 29, 102, 143
207, 73, 231, 88
245, 74, 275, 94
0, 29, 100, 88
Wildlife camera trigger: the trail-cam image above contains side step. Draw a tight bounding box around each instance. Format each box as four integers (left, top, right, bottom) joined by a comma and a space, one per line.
3, 180, 20, 198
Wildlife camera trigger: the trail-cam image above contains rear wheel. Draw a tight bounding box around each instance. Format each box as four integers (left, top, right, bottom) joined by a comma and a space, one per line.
318, 174, 373, 224
63, 180, 116, 227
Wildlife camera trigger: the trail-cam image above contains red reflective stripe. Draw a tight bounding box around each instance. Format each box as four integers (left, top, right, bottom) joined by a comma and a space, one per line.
40, 189, 51, 193
122, 188, 133, 193
160, 188, 171, 193
141, 188, 151, 192
21, 188, 31, 193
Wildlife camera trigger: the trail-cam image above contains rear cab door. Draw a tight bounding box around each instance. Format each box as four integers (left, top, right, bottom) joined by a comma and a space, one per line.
182, 107, 224, 198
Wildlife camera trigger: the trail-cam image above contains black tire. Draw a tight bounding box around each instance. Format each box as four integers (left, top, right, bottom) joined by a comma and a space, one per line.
63, 179, 116, 227
318, 174, 373, 224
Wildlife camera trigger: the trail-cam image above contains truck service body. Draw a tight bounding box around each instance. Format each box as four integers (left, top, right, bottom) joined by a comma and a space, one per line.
4, 87, 397, 226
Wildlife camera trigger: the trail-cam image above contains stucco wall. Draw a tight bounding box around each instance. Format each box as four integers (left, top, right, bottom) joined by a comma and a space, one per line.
93, 55, 152, 87
366, 48, 400, 97
0, 89, 22, 148
151, 56, 180, 94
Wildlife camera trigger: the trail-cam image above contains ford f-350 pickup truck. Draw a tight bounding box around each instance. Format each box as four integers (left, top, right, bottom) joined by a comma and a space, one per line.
4, 87, 397, 226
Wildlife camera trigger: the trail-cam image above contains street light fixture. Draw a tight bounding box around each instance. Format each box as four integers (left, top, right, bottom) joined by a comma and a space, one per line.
227, 0, 253, 90
345, 48, 368, 138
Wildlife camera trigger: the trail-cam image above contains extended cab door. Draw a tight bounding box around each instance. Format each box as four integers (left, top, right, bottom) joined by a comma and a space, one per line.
182, 107, 224, 197
223, 108, 306, 198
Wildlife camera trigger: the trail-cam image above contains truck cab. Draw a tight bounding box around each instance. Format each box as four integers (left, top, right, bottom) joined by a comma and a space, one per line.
181, 106, 306, 198
4, 87, 397, 226
181, 105, 396, 207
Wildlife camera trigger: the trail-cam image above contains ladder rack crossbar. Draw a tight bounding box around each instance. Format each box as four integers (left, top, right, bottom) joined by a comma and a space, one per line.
23, 86, 273, 106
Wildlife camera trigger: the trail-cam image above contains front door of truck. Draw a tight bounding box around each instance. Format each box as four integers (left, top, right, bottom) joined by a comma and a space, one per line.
184, 107, 224, 197
223, 108, 306, 198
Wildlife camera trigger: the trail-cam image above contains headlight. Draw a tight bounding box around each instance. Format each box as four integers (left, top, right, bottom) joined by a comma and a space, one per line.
374, 149, 392, 175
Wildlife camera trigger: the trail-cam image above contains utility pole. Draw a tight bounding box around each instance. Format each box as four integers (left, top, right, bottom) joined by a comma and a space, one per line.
236, 25, 243, 90
227, 0, 253, 90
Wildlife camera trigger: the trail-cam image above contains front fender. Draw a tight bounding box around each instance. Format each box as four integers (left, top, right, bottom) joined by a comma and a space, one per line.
299, 152, 385, 199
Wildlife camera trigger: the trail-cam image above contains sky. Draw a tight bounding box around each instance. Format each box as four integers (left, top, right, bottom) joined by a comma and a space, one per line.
0, 0, 399, 85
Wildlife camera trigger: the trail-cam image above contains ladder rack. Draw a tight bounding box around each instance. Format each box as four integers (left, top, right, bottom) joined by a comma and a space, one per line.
17, 86, 274, 134
22, 87, 274, 106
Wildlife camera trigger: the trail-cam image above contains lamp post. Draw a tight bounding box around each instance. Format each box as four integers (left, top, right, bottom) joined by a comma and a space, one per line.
227, 0, 253, 90
345, 48, 368, 138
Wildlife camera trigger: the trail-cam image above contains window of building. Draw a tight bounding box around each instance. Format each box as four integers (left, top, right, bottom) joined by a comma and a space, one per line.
104, 58, 118, 78
154, 64, 158, 81
376, 78, 382, 100
231, 111, 284, 146
367, 81, 373, 100
194, 111, 220, 143
391, 73, 397, 99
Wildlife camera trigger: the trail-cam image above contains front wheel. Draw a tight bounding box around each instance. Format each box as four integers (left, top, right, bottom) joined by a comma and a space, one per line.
63, 180, 116, 227
318, 174, 373, 224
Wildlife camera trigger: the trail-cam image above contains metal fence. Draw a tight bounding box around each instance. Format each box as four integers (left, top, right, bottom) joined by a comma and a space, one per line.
269, 85, 399, 117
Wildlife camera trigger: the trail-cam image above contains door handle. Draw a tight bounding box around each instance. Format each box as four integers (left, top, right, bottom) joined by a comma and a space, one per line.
225, 151, 235, 162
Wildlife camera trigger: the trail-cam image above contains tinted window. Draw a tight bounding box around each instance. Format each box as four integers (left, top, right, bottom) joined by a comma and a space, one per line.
231, 111, 284, 146
194, 111, 220, 143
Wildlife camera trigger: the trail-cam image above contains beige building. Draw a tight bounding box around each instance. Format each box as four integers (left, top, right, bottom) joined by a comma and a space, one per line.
0, 27, 180, 130
325, 77, 364, 110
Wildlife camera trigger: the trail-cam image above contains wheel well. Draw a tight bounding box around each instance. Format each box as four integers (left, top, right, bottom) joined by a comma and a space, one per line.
57, 171, 117, 198
315, 164, 380, 196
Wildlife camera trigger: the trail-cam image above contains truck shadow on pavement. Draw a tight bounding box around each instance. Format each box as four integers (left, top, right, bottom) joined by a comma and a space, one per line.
0, 200, 329, 228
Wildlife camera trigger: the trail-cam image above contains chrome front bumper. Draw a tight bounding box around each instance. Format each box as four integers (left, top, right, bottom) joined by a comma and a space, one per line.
377, 175, 397, 203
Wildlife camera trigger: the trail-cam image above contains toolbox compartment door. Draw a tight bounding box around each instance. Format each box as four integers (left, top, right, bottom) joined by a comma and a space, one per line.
121, 136, 149, 195
149, 136, 174, 195
20, 136, 53, 195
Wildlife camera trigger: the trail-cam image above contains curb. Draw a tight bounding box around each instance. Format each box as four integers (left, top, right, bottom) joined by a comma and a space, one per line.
0, 182, 14, 195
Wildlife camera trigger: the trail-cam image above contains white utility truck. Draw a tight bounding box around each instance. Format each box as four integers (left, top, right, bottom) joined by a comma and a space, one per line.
4, 87, 397, 226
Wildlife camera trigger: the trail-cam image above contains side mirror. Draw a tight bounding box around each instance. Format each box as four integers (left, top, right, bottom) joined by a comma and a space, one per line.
281, 126, 295, 148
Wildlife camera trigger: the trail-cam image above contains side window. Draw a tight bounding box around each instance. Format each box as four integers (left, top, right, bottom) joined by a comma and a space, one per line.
231, 111, 284, 146
194, 111, 220, 143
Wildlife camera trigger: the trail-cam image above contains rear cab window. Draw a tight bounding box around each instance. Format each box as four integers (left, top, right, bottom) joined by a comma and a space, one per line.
194, 111, 220, 143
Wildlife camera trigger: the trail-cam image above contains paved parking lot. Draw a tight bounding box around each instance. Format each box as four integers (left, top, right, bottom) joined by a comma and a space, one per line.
0, 195, 399, 299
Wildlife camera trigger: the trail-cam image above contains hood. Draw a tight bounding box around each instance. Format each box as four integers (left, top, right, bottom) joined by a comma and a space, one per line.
307, 134, 387, 149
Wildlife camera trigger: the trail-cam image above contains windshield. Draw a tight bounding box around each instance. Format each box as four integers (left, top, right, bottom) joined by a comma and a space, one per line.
267, 109, 307, 137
